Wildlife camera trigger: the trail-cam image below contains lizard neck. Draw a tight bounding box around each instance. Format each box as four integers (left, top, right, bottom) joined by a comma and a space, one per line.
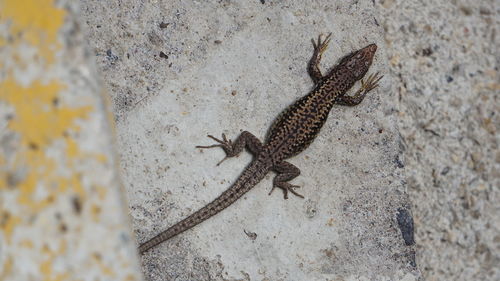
316, 67, 357, 102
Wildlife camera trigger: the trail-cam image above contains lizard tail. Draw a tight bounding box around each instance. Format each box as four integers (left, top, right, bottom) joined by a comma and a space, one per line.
139, 159, 270, 254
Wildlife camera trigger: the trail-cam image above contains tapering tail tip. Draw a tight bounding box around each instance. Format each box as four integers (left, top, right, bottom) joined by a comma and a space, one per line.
138, 238, 159, 254
138, 242, 150, 254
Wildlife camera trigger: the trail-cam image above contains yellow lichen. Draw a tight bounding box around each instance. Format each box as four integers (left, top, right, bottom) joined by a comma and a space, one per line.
0, 0, 66, 63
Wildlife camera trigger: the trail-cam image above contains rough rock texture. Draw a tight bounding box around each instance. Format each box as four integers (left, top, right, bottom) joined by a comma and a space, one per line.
380, 0, 499, 280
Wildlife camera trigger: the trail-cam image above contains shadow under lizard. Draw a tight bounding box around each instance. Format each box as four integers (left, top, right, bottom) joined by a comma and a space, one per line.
139, 33, 382, 254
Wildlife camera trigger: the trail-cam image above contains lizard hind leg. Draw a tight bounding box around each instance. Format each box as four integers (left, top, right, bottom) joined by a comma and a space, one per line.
269, 161, 304, 199
196, 131, 263, 166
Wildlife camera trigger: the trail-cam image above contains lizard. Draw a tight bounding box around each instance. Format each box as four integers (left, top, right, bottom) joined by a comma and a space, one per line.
139, 33, 382, 254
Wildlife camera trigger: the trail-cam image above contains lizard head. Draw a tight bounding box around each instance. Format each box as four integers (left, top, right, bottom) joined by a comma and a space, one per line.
338, 43, 377, 80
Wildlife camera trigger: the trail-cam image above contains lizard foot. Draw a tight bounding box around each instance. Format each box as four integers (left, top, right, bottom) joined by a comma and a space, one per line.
196, 134, 235, 166
361, 72, 383, 93
269, 182, 304, 200
311, 32, 332, 56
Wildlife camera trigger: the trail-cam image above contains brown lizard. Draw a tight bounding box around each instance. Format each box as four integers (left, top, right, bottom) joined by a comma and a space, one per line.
139, 33, 382, 254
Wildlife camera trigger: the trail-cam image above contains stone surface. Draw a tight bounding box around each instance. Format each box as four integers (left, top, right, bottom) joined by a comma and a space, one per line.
0, 1, 142, 280
79, 0, 500, 280
380, 0, 499, 280
79, 1, 419, 280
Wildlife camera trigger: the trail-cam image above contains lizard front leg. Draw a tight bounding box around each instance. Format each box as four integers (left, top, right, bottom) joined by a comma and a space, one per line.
335, 72, 383, 106
269, 161, 304, 199
308, 33, 332, 83
196, 131, 263, 166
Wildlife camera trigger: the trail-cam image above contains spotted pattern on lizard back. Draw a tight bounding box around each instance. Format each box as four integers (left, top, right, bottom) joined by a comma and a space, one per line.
265, 43, 378, 161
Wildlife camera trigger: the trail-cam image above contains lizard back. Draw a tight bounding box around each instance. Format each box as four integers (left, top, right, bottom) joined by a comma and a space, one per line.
265, 44, 378, 161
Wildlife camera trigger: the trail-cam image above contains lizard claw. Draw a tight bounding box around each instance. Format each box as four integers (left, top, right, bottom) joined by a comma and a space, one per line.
215, 156, 229, 166
269, 183, 304, 200
196, 134, 231, 149
196, 134, 235, 166
361, 72, 383, 93
311, 33, 332, 56
207, 134, 232, 146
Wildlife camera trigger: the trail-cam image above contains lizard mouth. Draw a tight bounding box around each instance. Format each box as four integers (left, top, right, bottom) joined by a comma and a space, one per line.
360, 44, 377, 61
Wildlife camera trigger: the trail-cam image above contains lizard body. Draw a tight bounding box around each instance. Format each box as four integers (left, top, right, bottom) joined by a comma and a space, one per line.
139, 34, 382, 254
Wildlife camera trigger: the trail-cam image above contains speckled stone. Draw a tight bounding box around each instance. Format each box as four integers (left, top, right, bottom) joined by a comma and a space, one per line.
380, 0, 499, 280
